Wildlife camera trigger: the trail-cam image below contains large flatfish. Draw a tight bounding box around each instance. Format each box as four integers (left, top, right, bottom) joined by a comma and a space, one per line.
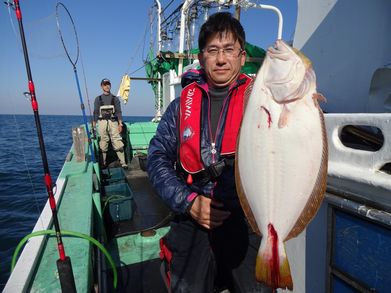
235, 39, 328, 290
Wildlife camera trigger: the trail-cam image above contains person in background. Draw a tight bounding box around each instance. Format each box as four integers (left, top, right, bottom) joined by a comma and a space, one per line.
148, 12, 271, 293
93, 78, 127, 169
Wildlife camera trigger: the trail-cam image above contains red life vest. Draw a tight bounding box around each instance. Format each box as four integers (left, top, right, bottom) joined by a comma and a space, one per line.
179, 74, 252, 174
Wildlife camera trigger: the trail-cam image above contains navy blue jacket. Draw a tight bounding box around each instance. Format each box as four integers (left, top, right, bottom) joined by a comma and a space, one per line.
147, 70, 251, 214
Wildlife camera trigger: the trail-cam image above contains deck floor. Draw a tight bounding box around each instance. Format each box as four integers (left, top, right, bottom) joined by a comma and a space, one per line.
107, 258, 167, 293
106, 157, 172, 238
102, 156, 269, 293
103, 157, 171, 292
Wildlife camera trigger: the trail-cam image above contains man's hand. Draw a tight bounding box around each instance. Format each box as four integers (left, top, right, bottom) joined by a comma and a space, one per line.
118, 124, 123, 133
189, 195, 231, 230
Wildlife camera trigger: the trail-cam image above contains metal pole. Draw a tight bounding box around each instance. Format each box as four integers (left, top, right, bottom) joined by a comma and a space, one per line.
155, 0, 162, 119
178, 0, 194, 76
246, 2, 283, 40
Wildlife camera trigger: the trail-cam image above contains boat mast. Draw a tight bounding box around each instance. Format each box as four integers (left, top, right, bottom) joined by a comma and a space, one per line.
234, 0, 241, 20
155, 0, 162, 120
178, 0, 194, 76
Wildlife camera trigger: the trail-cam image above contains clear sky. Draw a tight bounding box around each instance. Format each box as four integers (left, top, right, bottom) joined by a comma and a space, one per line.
0, 0, 297, 117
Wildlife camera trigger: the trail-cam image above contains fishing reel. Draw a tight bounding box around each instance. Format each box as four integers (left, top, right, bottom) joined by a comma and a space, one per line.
3, 1, 15, 10
23, 92, 31, 101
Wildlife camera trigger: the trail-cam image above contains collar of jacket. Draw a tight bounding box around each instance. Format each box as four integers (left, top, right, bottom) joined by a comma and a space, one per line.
181, 68, 251, 94
178, 72, 252, 175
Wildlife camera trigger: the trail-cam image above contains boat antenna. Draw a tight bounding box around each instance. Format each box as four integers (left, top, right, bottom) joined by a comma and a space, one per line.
10, 1, 77, 291
55, 2, 96, 162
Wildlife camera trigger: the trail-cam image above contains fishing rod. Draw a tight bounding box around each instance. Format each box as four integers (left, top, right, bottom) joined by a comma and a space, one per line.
79, 51, 95, 137
11, 1, 76, 291
56, 2, 96, 163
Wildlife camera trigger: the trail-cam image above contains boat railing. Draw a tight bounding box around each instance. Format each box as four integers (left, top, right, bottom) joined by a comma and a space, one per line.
3, 145, 95, 292
3, 176, 67, 292
324, 113, 391, 209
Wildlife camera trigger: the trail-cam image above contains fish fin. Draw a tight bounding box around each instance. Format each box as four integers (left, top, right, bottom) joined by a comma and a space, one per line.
285, 108, 328, 240
278, 105, 290, 128
236, 79, 261, 236
256, 224, 293, 290
312, 92, 327, 107
234, 149, 261, 235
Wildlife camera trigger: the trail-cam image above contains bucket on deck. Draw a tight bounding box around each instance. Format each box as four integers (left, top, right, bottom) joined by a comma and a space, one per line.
102, 167, 126, 185
103, 182, 134, 222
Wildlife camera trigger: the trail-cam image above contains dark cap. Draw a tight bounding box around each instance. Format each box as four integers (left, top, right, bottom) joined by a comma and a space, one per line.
101, 78, 111, 85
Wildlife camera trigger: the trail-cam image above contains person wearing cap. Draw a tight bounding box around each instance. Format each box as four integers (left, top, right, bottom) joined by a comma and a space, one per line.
93, 78, 127, 169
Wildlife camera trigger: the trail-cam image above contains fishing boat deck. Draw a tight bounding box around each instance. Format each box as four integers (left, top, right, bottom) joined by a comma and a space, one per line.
103, 157, 172, 292
105, 157, 172, 237
107, 252, 167, 292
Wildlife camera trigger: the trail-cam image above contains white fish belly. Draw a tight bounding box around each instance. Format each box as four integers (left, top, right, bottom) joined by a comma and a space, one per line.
238, 88, 323, 240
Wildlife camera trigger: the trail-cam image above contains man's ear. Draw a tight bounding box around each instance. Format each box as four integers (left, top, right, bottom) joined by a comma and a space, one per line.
240, 50, 246, 66
198, 53, 204, 68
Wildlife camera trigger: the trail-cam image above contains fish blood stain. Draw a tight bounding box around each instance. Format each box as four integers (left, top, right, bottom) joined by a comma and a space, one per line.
261, 106, 272, 128
268, 223, 280, 288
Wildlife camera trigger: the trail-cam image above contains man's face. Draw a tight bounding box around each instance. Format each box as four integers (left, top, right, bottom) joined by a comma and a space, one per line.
101, 82, 111, 93
198, 31, 246, 88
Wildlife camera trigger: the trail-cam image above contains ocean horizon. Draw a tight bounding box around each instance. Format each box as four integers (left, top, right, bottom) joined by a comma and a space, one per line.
0, 114, 153, 289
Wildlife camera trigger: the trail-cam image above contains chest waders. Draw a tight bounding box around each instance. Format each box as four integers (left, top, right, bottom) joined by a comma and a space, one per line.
97, 96, 127, 168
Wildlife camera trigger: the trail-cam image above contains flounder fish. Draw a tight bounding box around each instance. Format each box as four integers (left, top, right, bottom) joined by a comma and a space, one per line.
235, 39, 328, 290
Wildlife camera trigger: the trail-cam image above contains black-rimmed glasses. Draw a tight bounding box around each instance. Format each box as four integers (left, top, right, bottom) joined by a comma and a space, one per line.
202, 46, 244, 58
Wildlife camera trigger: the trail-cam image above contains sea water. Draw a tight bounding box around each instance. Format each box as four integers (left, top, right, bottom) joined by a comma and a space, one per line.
0, 114, 152, 289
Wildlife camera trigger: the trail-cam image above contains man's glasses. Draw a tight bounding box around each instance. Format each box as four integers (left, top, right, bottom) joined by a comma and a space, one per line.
202, 46, 243, 58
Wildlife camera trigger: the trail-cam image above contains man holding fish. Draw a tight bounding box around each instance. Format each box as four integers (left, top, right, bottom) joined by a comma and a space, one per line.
148, 12, 271, 292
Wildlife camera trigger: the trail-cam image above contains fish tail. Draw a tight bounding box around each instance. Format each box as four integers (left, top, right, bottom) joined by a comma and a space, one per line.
256, 224, 293, 290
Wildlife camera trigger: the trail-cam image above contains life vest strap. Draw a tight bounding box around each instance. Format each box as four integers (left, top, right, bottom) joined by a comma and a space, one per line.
178, 157, 234, 185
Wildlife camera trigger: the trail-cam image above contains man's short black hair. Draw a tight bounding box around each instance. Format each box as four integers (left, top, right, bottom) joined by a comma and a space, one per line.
198, 12, 245, 51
